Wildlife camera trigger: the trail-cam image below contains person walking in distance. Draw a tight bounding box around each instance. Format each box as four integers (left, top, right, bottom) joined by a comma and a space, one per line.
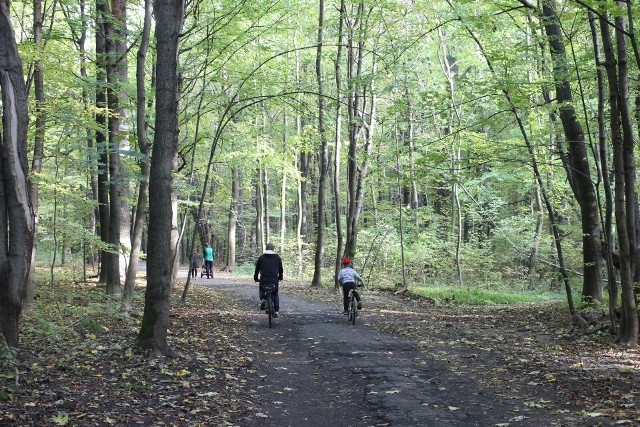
254, 242, 283, 318
203, 243, 214, 278
338, 257, 363, 315
190, 247, 200, 279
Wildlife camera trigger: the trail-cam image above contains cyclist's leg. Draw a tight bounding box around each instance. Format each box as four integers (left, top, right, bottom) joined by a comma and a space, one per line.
273, 282, 280, 312
343, 283, 351, 311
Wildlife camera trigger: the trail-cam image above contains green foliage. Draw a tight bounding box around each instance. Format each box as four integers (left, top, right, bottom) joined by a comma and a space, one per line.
411, 286, 565, 305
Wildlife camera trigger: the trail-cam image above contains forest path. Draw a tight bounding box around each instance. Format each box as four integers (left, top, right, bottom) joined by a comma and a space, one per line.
192, 275, 563, 427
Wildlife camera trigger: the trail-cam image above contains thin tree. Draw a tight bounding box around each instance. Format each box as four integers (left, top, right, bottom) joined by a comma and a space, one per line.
23, 0, 46, 311
122, 0, 152, 314
333, 0, 346, 290
311, 0, 328, 287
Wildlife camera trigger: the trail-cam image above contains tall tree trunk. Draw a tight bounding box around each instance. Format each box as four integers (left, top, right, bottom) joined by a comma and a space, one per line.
138, 0, 183, 357
465, 21, 583, 324
0, 0, 36, 347
122, 0, 151, 314
344, 2, 362, 259
24, 0, 46, 311
333, 0, 346, 290
344, 1, 376, 259
114, 0, 131, 283
311, 0, 328, 287
256, 161, 265, 252
589, 11, 617, 334
541, 0, 603, 302
96, 0, 110, 284
225, 167, 238, 272
599, 7, 639, 345
103, 0, 131, 294
395, 128, 408, 293
439, 30, 464, 286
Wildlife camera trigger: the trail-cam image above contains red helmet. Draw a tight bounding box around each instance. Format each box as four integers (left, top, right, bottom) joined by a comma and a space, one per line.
342, 257, 351, 265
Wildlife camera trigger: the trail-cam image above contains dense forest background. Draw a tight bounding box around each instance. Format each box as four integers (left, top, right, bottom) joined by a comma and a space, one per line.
1, 0, 639, 352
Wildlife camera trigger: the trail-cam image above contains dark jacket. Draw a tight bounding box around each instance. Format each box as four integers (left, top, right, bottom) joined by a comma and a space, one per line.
254, 251, 283, 282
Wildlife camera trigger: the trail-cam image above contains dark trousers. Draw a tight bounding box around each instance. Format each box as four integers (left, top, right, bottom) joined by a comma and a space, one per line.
259, 277, 280, 312
342, 282, 361, 311
190, 264, 198, 278
204, 260, 213, 278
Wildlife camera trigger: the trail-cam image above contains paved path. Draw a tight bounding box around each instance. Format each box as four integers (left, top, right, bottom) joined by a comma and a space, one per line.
192, 277, 521, 427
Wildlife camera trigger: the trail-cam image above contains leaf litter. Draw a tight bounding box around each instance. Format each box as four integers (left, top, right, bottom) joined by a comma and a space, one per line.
1, 274, 639, 426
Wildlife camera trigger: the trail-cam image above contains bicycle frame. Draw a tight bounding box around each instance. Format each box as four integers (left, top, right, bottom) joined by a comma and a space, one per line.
262, 282, 277, 328
348, 288, 358, 325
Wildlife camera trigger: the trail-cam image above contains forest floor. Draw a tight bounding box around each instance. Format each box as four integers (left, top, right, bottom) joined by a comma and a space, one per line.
1, 271, 639, 426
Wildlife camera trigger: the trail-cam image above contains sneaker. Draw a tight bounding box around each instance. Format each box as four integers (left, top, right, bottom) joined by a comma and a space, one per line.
260, 300, 266, 310
342, 310, 349, 315
273, 312, 279, 318
357, 301, 363, 310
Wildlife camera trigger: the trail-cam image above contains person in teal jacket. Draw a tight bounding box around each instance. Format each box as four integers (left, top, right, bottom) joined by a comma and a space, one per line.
203, 243, 214, 278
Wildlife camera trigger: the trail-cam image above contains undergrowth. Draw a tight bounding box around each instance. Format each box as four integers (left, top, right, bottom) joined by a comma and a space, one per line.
410, 286, 566, 305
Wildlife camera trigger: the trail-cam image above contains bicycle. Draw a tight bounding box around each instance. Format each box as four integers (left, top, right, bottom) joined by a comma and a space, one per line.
347, 280, 363, 325
262, 281, 277, 328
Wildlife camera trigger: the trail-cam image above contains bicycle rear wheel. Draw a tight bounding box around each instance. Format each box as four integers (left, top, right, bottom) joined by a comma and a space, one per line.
266, 293, 274, 328
349, 294, 357, 325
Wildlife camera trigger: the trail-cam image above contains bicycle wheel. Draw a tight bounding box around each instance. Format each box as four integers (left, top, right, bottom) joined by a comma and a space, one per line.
266, 293, 274, 328
349, 294, 357, 325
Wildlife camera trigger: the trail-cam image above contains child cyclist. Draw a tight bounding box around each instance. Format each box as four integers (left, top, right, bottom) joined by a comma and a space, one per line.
337, 257, 363, 315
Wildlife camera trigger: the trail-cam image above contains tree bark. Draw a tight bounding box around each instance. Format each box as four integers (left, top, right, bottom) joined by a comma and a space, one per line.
138, 0, 183, 356
0, 0, 36, 347
225, 167, 238, 272
24, 0, 46, 311
122, 0, 151, 314
589, 11, 617, 334
95, 0, 110, 284
333, 0, 346, 290
311, 0, 328, 287
541, 0, 603, 302
599, 7, 639, 345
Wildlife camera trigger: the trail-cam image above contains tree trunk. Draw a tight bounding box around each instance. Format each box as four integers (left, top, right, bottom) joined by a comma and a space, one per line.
395, 129, 408, 292
225, 167, 238, 272
311, 0, 328, 288
589, 11, 617, 334
256, 161, 265, 252
24, 0, 45, 311
333, 0, 346, 290
541, 0, 603, 302
344, 1, 376, 259
96, 0, 110, 284
599, 7, 639, 345
137, 0, 183, 356
122, 0, 151, 315
103, 0, 131, 294
0, 0, 36, 347
466, 23, 583, 324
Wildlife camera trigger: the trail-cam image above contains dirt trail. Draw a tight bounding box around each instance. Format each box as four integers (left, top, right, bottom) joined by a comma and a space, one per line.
197, 278, 563, 427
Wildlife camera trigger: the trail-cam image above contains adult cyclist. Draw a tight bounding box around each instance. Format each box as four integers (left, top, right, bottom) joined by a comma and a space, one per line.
254, 242, 283, 318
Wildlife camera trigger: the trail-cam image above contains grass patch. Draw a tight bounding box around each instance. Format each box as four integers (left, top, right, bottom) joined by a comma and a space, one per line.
411, 286, 565, 305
